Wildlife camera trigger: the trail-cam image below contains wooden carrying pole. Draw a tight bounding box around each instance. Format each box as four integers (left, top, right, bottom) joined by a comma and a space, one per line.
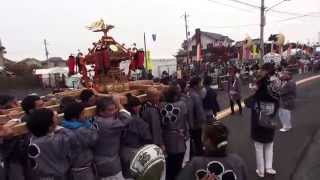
10, 93, 148, 137
1, 84, 168, 137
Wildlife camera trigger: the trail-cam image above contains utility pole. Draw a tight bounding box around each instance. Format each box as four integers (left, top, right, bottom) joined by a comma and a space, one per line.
144, 32, 147, 67
183, 12, 190, 65
44, 39, 49, 60
259, 0, 265, 65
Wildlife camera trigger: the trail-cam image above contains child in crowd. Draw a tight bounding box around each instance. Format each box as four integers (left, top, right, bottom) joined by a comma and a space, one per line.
94, 96, 132, 180
61, 102, 98, 180
177, 122, 248, 180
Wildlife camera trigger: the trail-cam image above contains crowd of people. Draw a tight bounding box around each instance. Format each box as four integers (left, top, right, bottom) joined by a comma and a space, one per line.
0, 62, 298, 180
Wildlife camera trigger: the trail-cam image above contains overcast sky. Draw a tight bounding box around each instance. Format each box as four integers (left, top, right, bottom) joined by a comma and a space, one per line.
0, 0, 319, 61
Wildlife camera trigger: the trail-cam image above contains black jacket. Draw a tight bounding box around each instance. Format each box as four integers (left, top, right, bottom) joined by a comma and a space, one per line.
245, 90, 279, 143
203, 86, 220, 116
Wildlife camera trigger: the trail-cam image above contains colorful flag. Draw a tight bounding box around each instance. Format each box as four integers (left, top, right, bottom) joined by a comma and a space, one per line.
152, 34, 157, 42
196, 44, 202, 62
252, 44, 258, 59
145, 51, 153, 70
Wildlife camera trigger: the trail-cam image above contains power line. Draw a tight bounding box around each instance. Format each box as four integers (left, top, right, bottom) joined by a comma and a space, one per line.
203, 23, 259, 29
220, 0, 320, 17
224, 0, 260, 9
275, 12, 320, 22
207, 0, 255, 13
268, 9, 320, 17
201, 12, 320, 29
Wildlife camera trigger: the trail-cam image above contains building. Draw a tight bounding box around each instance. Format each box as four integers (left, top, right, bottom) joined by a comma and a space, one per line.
176, 28, 234, 64
41, 57, 66, 68
0, 40, 6, 67
17, 58, 42, 67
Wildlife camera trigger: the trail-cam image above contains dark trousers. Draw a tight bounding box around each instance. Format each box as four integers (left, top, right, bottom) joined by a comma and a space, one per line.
230, 99, 242, 114
4, 158, 36, 180
190, 128, 203, 157
166, 153, 185, 180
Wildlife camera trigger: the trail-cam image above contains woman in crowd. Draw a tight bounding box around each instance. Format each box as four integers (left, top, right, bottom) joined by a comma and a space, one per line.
279, 72, 297, 132
177, 122, 247, 180
245, 71, 279, 178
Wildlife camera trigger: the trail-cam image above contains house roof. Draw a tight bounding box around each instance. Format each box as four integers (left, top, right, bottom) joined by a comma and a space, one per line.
18, 58, 41, 65
43, 57, 66, 64
234, 38, 261, 47
191, 31, 234, 42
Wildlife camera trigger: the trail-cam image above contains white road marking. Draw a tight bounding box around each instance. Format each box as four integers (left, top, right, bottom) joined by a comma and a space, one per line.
216, 74, 320, 121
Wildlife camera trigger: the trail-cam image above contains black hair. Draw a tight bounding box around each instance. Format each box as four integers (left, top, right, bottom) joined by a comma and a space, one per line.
203, 122, 229, 157
164, 84, 181, 103
189, 76, 202, 89
203, 76, 213, 86
125, 94, 141, 115
59, 96, 77, 113
79, 89, 94, 103
0, 95, 15, 107
262, 63, 276, 76
21, 95, 41, 114
26, 108, 54, 137
96, 97, 115, 115
254, 76, 279, 117
177, 79, 187, 92
63, 102, 85, 120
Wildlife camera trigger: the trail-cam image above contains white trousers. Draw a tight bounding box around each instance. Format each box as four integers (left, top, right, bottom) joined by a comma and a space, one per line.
182, 138, 191, 167
279, 108, 292, 129
254, 142, 274, 172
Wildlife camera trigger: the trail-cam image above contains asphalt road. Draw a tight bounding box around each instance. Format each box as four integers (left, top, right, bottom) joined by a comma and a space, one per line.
221, 75, 320, 180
